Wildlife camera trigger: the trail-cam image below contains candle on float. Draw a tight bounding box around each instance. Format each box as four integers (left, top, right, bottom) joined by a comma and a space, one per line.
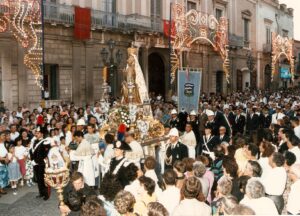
103, 66, 107, 83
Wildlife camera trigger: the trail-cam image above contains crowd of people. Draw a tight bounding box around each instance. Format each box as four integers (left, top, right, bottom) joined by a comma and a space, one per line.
0, 88, 300, 215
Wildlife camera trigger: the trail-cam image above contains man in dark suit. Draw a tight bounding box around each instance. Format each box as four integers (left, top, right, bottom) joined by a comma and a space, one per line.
232, 107, 246, 136
165, 128, 188, 169
260, 107, 272, 128
198, 107, 208, 137
30, 127, 51, 200
217, 126, 231, 144
107, 140, 132, 187
168, 109, 181, 131
197, 125, 219, 155
212, 105, 232, 137
246, 107, 259, 137
205, 110, 219, 136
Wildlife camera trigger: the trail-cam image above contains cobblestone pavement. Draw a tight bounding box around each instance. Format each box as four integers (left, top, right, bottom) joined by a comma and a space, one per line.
0, 185, 59, 216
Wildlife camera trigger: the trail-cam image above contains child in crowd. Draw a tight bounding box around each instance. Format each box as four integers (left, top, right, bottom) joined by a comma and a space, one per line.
7, 145, 21, 195
24, 145, 34, 187
15, 137, 27, 186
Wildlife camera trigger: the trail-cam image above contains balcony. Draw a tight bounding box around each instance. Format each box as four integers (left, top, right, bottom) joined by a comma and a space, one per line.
263, 43, 272, 53
43, 2, 163, 33
229, 34, 244, 48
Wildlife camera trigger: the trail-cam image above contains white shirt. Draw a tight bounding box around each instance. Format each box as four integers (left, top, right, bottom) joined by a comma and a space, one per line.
262, 166, 287, 195
289, 146, 300, 165
172, 198, 211, 216
0, 143, 8, 166
158, 186, 180, 214
124, 179, 141, 201
125, 140, 144, 167
181, 131, 197, 148
271, 112, 285, 124
294, 125, 300, 139
15, 145, 27, 160
287, 179, 300, 214
240, 196, 278, 215
10, 132, 20, 141
258, 156, 272, 181
145, 169, 158, 183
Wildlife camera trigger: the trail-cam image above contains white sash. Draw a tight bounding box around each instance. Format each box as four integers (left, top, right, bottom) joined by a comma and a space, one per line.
203, 135, 214, 152
112, 158, 127, 175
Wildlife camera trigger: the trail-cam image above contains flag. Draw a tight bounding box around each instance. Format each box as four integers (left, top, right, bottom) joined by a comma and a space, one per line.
163, 19, 176, 38
74, 6, 91, 40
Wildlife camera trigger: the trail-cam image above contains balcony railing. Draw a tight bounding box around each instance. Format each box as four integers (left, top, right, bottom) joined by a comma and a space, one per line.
263, 43, 272, 53
43, 2, 163, 33
228, 33, 244, 48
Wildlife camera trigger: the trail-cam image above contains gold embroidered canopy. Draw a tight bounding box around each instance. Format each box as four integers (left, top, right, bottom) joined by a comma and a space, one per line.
0, 0, 43, 88
271, 32, 294, 81
170, 3, 230, 83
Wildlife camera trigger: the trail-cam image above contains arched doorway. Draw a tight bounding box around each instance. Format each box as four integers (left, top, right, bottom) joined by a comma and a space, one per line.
264, 64, 271, 90
148, 53, 165, 97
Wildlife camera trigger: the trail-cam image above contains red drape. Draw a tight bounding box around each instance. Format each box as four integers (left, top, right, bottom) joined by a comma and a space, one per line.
163, 19, 176, 38
74, 6, 91, 40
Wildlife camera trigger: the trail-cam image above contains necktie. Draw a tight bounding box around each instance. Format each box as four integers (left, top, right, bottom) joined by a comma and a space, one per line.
276, 114, 278, 119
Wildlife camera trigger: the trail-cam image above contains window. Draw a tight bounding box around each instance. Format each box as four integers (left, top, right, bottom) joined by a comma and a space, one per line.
187, 1, 196, 11
44, 64, 59, 100
282, 29, 289, 37
243, 18, 250, 46
151, 0, 161, 17
266, 27, 271, 44
216, 9, 223, 20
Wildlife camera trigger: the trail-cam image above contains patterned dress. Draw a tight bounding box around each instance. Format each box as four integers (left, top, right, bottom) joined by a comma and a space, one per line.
24, 148, 33, 179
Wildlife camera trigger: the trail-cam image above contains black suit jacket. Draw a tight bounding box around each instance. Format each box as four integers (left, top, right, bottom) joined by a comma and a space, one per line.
259, 114, 271, 128
232, 115, 246, 135
197, 135, 219, 155
218, 135, 231, 144
215, 111, 232, 136
166, 142, 188, 166
246, 113, 259, 131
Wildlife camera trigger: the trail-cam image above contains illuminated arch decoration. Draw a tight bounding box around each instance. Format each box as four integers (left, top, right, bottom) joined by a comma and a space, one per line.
0, 0, 43, 89
170, 3, 230, 83
271, 32, 294, 82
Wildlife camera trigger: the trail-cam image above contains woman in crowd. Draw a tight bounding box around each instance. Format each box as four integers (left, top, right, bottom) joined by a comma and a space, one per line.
173, 176, 211, 216
114, 190, 137, 216
135, 176, 157, 215
99, 174, 123, 216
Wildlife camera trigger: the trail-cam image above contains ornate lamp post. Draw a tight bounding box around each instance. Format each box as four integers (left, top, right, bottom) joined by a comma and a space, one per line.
100, 39, 122, 98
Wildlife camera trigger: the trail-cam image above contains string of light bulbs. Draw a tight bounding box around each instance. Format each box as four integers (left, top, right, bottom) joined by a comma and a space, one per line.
0, 0, 43, 89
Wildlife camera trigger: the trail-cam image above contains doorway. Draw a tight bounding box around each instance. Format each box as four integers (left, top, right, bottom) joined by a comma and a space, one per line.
44, 64, 59, 100
264, 64, 271, 90
148, 53, 165, 97
216, 71, 223, 94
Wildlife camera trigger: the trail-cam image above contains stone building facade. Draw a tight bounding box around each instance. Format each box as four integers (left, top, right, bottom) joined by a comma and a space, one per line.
0, 0, 296, 109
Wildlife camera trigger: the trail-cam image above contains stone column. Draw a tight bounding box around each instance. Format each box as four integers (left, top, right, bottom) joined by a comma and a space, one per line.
17, 44, 27, 105
85, 41, 94, 104
1, 44, 13, 109
72, 42, 81, 105
202, 52, 209, 93
142, 47, 149, 89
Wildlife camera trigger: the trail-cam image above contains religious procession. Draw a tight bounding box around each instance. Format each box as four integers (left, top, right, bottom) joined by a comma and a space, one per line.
1, 0, 300, 216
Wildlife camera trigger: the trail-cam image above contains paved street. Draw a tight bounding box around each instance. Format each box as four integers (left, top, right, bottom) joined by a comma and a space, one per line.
0, 185, 59, 216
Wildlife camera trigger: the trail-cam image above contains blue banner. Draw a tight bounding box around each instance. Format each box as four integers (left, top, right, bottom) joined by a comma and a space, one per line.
178, 68, 202, 113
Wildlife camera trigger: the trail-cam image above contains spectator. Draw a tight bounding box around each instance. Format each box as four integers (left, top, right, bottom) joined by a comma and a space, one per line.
240, 178, 278, 215
173, 177, 211, 216
158, 169, 180, 214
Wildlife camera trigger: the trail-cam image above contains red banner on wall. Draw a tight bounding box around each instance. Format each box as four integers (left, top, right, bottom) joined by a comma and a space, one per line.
74, 6, 91, 40
163, 19, 176, 38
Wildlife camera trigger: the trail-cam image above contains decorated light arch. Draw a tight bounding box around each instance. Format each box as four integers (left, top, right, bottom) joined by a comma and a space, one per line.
170, 3, 230, 83
271, 32, 295, 82
0, 0, 43, 89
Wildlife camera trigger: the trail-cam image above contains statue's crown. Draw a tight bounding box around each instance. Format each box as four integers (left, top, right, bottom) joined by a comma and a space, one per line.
128, 47, 137, 55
